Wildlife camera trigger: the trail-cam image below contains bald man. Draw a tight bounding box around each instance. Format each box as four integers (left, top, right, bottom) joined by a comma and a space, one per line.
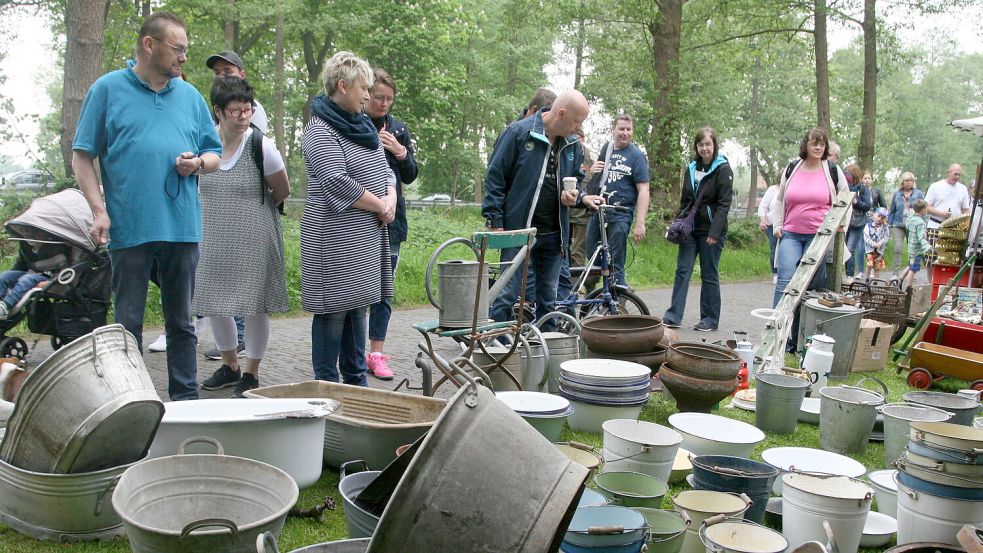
482, 90, 604, 329
925, 164, 969, 229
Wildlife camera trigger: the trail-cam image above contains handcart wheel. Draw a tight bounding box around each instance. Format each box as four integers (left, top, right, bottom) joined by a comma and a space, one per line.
906, 367, 934, 390
972, 379, 983, 392
0, 337, 28, 360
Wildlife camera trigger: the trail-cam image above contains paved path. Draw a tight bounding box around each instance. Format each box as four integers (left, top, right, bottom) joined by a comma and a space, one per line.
19, 279, 778, 400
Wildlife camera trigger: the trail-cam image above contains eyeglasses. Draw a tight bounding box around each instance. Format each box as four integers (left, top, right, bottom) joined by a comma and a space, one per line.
224, 107, 254, 118
149, 36, 188, 57
371, 94, 395, 104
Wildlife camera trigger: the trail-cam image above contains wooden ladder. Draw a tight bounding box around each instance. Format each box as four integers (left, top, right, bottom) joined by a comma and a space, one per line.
755, 189, 855, 372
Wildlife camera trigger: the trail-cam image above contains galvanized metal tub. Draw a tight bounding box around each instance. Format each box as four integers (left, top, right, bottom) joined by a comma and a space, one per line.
755, 372, 810, 434
472, 345, 525, 391
903, 391, 979, 426
337, 461, 381, 539
879, 402, 954, 467
819, 385, 884, 455
112, 437, 298, 553
365, 382, 589, 553
244, 380, 445, 470
0, 325, 163, 473
257, 532, 369, 553
0, 452, 135, 541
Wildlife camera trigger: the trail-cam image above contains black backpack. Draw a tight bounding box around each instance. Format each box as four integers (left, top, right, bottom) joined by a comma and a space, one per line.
249, 124, 285, 215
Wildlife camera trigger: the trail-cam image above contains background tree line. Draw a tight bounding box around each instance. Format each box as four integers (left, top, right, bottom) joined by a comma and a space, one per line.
2, 0, 981, 213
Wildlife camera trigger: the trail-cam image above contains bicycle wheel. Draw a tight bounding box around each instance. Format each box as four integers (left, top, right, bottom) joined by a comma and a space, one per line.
580, 286, 650, 319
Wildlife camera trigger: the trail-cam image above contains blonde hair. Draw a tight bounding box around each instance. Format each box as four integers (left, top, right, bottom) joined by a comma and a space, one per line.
899, 171, 916, 188
321, 51, 374, 96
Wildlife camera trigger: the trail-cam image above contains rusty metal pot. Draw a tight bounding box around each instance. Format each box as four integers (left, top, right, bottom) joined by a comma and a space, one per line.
658, 363, 737, 413
665, 342, 741, 380
580, 315, 665, 355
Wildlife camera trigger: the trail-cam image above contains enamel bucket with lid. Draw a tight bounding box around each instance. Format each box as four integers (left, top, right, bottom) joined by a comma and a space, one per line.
781, 472, 873, 553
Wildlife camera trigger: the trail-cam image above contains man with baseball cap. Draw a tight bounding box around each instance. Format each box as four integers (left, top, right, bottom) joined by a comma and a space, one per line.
205, 50, 268, 133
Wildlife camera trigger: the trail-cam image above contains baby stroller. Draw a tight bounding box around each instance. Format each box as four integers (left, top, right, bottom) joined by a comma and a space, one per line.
0, 189, 111, 359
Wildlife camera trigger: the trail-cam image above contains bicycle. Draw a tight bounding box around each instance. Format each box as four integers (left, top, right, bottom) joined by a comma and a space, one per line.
557, 201, 650, 322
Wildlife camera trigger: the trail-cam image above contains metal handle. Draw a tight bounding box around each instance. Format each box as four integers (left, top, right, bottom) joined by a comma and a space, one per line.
256, 532, 280, 553
94, 475, 120, 516
567, 441, 595, 452
535, 311, 582, 335
177, 436, 224, 455
521, 323, 551, 389
180, 518, 239, 539
839, 384, 884, 405
90, 324, 131, 377
423, 236, 477, 310
856, 376, 889, 399
339, 460, 369, 480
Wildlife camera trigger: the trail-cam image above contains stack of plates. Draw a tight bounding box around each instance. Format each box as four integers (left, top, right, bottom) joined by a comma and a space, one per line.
558, 359, 650, 433
495, 391, 573, 442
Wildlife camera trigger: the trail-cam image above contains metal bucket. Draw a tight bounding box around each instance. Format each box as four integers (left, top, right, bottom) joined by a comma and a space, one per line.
0, 325, 163, 473
519, 324, 551, 392
819, 385, 884, 454
0, 455, 135, 541
689, 455, 780, 524
556, 442, 604, 481
337, 461, 380, 539
781, 473, 873, 553
536, 312, 582, 394
595, 470, 669, 508
472, 346, 524, 391
632, 508, 687, 551
903, 391, 979, 426
257, 533, 369, 553
602, 419, 682, 484
671, 490, 751, 553
878, 402, 954, 467
755, 373, 810, 434
894, 471, 983, 545
563, 505, 649, 548
112, 437, 298, 553
365, 379, 589, 553
701, 517, 788, 553
798, 299, 864, 378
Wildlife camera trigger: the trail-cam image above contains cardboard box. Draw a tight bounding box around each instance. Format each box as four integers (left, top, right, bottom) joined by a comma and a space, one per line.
851, 318, 894, 372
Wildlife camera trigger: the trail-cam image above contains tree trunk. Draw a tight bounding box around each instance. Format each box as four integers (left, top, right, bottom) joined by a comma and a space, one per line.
814, 0, 831, 131
61, 0, 109, 176
223, 0, 238, 49
273, 9, 286, 159
647, 0, 685, 198
747, 57, 762, 218
573, 1, 586, 88
858, 0, 877, 171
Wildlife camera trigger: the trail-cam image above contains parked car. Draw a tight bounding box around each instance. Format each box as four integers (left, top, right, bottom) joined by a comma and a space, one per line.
2, 170, 53, 193
420, 193, 452, 204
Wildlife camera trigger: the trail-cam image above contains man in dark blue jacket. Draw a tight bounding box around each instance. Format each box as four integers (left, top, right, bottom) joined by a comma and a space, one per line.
364, 68, 418, 380
482, 90, 603, 328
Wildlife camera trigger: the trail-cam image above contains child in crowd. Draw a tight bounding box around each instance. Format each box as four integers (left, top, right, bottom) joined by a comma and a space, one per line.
0, 240, 68, 319
863, 207, 890, 281
897, 199, 930, 289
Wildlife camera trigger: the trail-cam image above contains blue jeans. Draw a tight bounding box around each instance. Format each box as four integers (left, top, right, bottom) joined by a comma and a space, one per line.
663, 232, 724, 328
111, 242, 199, 401
586, 216, 630, 287
368, 243, 400, 342
312, 308, 368, 386
773, 231, 827, 308
0, 270, 46, 309
491, 231, 562, 331
765, 226, 778, 275
845, 226, 865, 275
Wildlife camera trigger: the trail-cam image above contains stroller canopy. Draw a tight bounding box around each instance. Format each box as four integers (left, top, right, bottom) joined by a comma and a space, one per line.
952, 115, 983, 137
5, 189, 98, 252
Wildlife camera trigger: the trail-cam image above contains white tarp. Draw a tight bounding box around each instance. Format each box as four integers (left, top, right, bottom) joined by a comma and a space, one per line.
952, 115, 983, 137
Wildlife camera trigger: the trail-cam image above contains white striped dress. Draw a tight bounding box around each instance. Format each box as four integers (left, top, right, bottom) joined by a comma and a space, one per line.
300, 118, 395, 314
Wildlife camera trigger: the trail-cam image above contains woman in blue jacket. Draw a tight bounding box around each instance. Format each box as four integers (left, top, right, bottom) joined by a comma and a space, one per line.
888, 171, 923, 275
663, 127, 733, 332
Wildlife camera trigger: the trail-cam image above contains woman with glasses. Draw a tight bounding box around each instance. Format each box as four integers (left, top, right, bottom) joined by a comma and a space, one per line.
301, 51, 396, 387
888, 172, 923, 275
193, 76, 291, 397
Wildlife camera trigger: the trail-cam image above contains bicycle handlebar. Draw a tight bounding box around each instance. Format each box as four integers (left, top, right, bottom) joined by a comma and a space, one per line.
600, 204, 631, 213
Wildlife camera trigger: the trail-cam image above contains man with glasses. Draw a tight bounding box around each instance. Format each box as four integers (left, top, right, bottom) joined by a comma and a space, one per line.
925, 164, 969, 229
362, 68, 417, 380
72, 11, 221, 401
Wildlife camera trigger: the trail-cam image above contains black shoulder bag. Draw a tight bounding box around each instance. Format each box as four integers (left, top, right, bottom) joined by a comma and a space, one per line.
665, 174, 709, 245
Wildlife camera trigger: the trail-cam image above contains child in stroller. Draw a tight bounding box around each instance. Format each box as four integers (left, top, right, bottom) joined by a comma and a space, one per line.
0, 240, 69, 320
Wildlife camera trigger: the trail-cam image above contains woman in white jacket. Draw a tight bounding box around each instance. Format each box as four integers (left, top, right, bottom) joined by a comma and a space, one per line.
758, 182, 779, 283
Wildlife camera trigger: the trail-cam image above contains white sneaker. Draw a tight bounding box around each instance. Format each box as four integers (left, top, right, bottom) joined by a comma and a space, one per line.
772, 274, 778, 284
147, 334, 167, 352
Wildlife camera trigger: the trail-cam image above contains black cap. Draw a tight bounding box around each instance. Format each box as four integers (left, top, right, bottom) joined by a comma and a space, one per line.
206, 50, 244, 70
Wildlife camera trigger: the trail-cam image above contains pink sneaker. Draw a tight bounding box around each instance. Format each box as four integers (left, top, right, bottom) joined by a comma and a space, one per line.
366, 353, 394, 380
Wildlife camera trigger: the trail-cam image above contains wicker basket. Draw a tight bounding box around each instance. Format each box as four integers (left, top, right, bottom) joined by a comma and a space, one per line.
845, 279, 910, 330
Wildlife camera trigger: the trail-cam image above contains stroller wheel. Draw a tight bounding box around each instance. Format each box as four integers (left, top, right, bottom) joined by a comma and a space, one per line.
0, 337, 28, 360
50, 335, 66, 351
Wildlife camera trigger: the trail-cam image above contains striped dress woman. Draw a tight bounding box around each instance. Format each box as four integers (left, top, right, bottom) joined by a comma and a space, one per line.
301, 51, 395, 386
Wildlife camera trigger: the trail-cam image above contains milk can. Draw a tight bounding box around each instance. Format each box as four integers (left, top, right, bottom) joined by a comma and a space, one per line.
801, 335, 834, 396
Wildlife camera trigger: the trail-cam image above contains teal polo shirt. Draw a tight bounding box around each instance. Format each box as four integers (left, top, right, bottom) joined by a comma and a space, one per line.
72, 62, 222, 250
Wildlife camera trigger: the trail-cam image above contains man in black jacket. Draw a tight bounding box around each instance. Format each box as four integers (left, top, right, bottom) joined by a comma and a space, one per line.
364, 68, 418, 380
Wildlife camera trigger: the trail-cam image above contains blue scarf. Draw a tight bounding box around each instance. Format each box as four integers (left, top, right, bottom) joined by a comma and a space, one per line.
311, 95, 379, 150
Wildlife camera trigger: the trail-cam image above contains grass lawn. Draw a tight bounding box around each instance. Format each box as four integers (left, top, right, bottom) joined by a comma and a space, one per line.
1, 330, 972, 552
